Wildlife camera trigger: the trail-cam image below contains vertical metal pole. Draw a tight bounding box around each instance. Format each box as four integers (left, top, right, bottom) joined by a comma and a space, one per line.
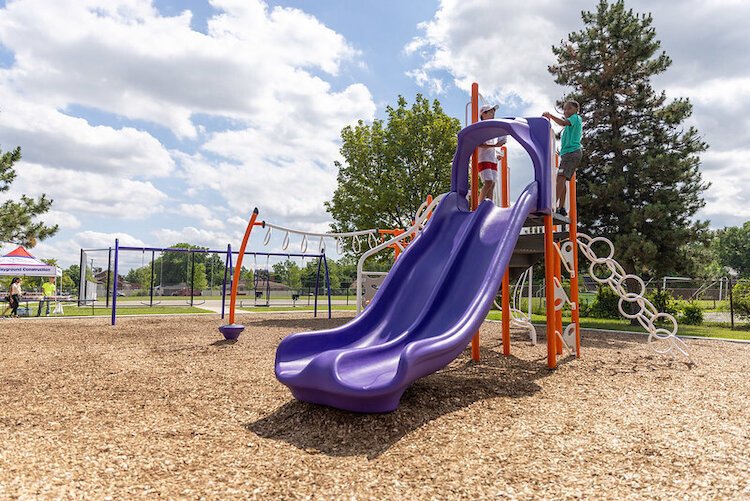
501, 146, 511, 355
190, 250, 195, 308
149, 250, 155, 307
221, 244, 231, 320
470, 81, 481, 361
544, 216, 557, 369
323, 253, 332, 319
314, 255, 321, 318
80, 249, 87, 308
111, 239, 119, 326
105, 247, 112, 308
729, 275, 735, 330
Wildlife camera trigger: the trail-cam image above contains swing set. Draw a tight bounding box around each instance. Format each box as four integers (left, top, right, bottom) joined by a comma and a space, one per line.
81, 242, 332, 325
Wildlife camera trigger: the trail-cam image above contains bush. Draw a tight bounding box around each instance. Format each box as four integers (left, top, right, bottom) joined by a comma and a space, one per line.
733, 279, 750, 320
681, 302, 703, 325
587, 286, 621, 319
646, 288, 678, 316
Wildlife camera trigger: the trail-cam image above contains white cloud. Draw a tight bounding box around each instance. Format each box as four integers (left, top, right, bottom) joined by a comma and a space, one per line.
0, 0, 376, 252
0, 89, 175, 178
151, 226, 232, 249
6, 163, 168, 220
408, 0, 750, 227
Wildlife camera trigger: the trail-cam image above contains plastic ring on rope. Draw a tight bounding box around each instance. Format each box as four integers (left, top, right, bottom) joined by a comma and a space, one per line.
318, 236, 325, 253
300, 234, 308, 253
649, 313, 678, 338
263, 227, 272, 246
336, 238, 344, 254
282, 231, 290, 250
368, 232, 378, 249
589, 261, 615, 283
587, 237, 615, 264
352, 235, 361, 253
615, 273, 646, 299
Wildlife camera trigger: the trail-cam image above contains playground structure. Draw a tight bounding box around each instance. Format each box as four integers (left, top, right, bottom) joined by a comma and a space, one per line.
272, 82, 688, 413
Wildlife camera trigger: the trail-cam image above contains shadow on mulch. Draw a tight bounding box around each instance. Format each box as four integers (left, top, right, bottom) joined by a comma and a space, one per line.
210, 339, 238, 347
243, 317, 352, 331
246, 346, 550, 459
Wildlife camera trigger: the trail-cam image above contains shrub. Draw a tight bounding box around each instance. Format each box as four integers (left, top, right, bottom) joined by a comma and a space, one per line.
733, 279, 750, 320
681, 302, 703, 325
646, 288, 678, 316
587, 286, 621, 319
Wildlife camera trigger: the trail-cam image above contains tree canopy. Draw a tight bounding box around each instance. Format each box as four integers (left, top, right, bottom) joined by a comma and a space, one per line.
0, 145, 58, 246
548, 0, 709, 278
326, 94, 460, 254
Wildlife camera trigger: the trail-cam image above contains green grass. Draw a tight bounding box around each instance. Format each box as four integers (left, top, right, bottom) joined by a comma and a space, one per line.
239, 305, 357, 312
486, 311, 750, 341
30, 306, 214, 317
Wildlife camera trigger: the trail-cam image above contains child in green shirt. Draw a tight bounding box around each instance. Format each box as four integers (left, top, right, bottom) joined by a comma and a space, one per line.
543, 100, 582, 215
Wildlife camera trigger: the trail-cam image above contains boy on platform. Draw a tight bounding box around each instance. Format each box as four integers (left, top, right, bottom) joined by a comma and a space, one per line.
543, 101, 583, 216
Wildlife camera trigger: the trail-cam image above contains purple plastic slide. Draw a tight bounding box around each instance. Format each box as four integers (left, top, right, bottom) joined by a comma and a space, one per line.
275, 117, 552, 412
275, 184, 539, 412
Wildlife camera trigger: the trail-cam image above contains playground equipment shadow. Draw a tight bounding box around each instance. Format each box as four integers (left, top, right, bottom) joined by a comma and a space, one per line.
249, 341, 555, 459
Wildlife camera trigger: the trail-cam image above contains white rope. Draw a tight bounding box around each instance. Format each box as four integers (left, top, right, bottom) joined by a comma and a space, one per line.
576, 233, 691, 360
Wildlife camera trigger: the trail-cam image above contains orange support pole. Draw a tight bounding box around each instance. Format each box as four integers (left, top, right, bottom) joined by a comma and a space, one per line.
554, 244, 563, 355
228, 208, 260, 326
470, 82, 481, 361
544, 214, 557, 369
500, 147, 511, 355
569, 173, 581, 357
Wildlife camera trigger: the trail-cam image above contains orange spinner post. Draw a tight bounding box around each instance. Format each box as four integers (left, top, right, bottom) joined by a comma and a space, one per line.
228, 208, 261, 325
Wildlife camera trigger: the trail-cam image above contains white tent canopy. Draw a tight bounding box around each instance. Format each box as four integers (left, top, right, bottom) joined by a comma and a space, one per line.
0, 246, 62, 277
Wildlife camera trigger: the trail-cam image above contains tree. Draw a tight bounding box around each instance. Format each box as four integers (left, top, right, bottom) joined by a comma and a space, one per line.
714, 222, 750, 278
325, 95, 460, 256
272, 259, 302, 290
65, 264, 80, 293
192, 263, 208, 291
0, 146, 58, 246
548, 1, 710, 278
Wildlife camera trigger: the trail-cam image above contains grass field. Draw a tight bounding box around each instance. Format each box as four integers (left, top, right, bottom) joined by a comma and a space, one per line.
20, 306, 213, 317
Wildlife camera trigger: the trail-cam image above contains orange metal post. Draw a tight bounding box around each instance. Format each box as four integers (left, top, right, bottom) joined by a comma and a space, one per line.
544, 214, 557, 368
228, 208, 260, 325
554, 244, 563, 355
470, 82, 481, 361
569, 173, 581, 357
500, 147, 511, 355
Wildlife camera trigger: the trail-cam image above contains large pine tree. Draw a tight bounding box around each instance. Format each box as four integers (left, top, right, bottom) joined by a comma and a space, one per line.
549, 0, 709, 278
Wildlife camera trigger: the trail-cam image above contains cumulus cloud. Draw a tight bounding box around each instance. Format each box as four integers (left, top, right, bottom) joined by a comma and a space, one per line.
0, 0, 375, 253
408, 0, 750, 227
7, 163, 168, 220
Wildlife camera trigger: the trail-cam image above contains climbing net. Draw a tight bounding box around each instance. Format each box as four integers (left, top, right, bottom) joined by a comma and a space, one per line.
575, 233, 691, 360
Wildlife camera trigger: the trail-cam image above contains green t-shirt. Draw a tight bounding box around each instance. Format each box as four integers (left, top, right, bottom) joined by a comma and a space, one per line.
42, 282, 55, 297
560, 113, 582, 155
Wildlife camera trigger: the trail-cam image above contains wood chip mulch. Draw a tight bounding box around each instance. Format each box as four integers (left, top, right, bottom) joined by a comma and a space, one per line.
1, 313, 749, 499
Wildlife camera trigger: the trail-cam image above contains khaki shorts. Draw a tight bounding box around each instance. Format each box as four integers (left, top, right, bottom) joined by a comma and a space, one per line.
558, 149, 582, 180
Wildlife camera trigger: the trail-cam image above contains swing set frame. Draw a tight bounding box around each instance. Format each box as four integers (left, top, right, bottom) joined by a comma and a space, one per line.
94, 242, 331, 325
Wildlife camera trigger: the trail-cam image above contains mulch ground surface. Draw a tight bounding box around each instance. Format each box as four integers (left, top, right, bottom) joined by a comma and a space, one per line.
1, 314, 749, 499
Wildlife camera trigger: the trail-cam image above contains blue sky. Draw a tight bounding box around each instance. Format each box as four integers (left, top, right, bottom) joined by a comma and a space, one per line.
0, 0, 748, 268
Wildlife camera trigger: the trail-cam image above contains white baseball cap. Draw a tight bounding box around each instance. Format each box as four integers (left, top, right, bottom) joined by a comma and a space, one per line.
480, 104, 498, 114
